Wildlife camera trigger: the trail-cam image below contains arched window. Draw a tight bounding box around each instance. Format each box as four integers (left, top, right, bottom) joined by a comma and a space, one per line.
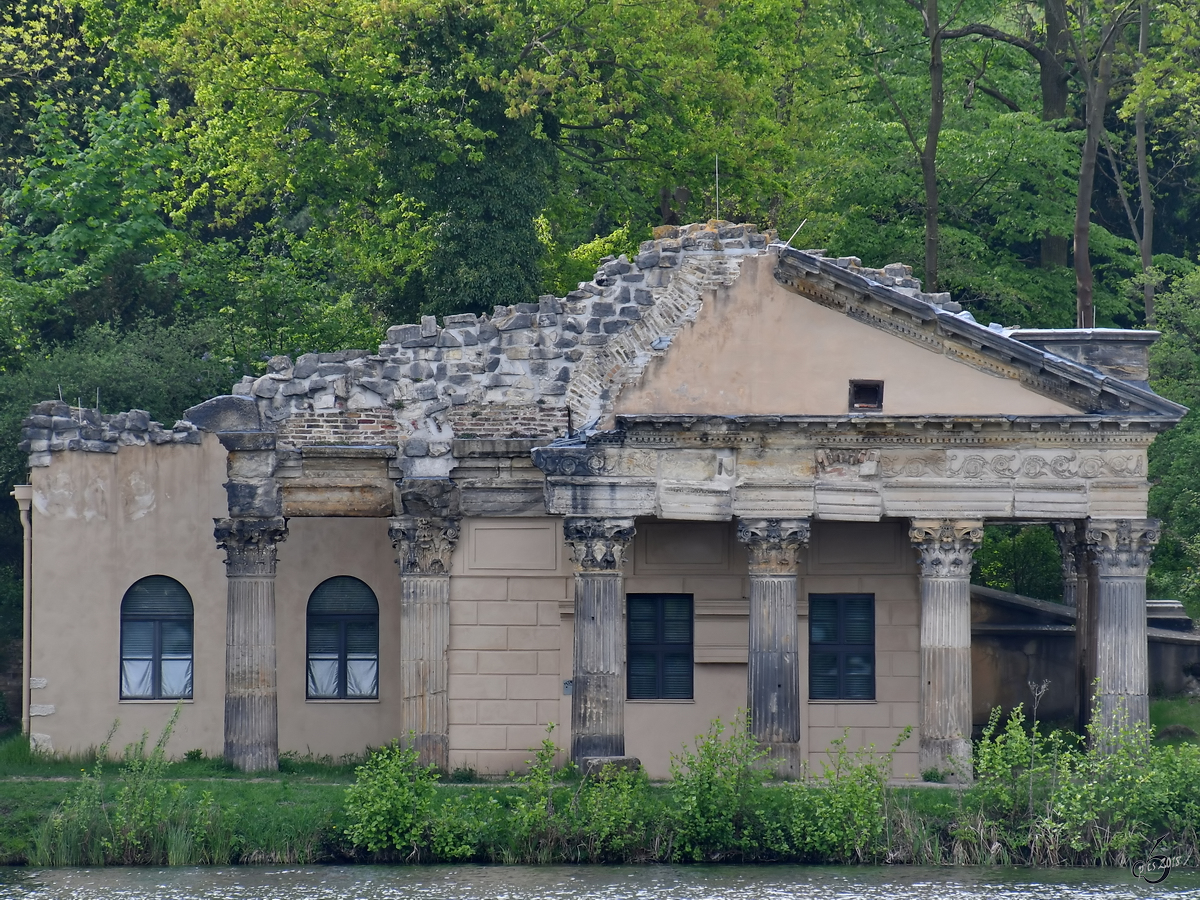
121, 576, 194, 699
307, 577, 379, 699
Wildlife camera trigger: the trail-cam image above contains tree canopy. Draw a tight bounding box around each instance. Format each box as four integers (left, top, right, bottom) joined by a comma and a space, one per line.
3, 0, 1200, 608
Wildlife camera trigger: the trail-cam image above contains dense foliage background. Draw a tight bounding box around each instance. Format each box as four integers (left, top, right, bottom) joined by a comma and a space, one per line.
2, 0, 1200, 662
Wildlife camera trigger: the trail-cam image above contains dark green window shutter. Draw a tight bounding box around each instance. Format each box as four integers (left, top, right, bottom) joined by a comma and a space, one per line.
627, 594, 693, 700
808, 594, 875, 701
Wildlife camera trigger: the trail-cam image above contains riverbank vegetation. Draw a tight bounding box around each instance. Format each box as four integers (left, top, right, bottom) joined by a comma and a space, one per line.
4, 703, 1200, 868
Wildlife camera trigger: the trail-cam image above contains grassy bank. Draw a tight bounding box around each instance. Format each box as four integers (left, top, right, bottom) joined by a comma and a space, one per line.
5, 701, 1200, 868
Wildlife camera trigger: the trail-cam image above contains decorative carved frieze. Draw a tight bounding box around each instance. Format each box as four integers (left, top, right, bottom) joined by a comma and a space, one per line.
815, 448, 879, 477
213, 517, 288, 576
563, 517, 636, 571
736, 518, 811, 575
909, 519, 983, 578
1086, 518, 1160, 577
389, 516, 461, 575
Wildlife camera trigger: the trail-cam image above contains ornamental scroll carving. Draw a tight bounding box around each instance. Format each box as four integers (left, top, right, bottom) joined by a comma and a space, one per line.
389, 516, 461, 576
909, 519, 983, 578
736, 518, 811, 575
534, 448, 656, 477
214, 517, 289, 576
871, 451, 1143, 481
1086, 518, 1160, 577
563, 517, 636, 571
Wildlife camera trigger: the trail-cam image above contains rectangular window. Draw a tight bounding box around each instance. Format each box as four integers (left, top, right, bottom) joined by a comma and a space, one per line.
809, 593, 875, 700
627, 594, 693, 700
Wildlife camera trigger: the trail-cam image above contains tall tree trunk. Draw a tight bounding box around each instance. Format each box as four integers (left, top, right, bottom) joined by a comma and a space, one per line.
923, 0, 944, 292
1075, 50, 1113, 329
1041, 0, 1071, 269
1135, 0, 1155, 324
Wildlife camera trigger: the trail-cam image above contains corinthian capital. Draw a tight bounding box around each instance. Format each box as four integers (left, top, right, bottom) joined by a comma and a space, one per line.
1086, 518, 1159, 577
214, 517, 289, 576
909, 519, 983, 578
389, 516, 461, 576
564, 517, 635, 572
736, 518, 810, 575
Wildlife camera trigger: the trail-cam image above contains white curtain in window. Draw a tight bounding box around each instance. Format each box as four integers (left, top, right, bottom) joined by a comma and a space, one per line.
307, 655, 339, 698
121, 659, 154, 698
160, 657, 193, 698
346, 656, 378, 699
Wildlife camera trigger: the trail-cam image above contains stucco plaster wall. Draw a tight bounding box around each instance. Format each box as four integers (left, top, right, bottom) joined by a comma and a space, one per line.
28, 433, 228, 757
614, 252, 1080, 418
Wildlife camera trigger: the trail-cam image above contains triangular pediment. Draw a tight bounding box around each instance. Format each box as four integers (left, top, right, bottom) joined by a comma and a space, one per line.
614, 252, 1091, 418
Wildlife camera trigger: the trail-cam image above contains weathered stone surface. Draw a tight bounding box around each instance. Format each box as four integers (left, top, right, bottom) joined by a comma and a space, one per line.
185, 396, 262, 433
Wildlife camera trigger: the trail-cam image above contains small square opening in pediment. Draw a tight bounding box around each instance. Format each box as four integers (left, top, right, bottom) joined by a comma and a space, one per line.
849, 380, 884, 411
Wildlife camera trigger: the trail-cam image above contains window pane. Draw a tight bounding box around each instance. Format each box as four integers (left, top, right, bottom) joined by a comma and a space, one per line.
161, 620, 193, 655
345, 621, 378, 655
308, 577, 378, 616
346, 657, 378, 699
627, 652, 658, 700
307, 656, 340, 698
844, 653, 875, 700
662, 653, 693, 699
662, 598, 692, 644
121, 659, 154, 699
810, 599, 838, 644
307, 621, 340, 655
843, 598, 874, 645
809, 652, 839, 700
627, 599, 657, 646
160, 658, 193, 699
121, 620, 154, 656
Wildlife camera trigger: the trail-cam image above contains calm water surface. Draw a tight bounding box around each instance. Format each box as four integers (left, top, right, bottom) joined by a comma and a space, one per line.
2, 866, 1200, 900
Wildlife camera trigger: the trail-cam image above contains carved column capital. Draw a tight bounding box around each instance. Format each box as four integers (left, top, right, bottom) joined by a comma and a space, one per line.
1086, 518, 1159, 577
214, 517, 288, 576
909, 519, 983, 578
389, 516, 461, 576
736, 518, 810, 575
564, 517, 635, 572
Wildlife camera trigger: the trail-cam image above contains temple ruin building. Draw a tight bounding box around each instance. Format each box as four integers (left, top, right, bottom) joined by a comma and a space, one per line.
11, 222, 1190, 779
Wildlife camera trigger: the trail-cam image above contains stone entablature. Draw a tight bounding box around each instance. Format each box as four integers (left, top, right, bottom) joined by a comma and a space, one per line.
533, 417, 1161, 523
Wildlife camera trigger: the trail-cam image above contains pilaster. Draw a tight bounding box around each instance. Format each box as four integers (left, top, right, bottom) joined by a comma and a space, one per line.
910, 518, 982, 782
215, 516, 288, 772
736, 517, 810, 777
1085, 518, 1158, 734
564, 516, 635, 762
389, 507, 460, 770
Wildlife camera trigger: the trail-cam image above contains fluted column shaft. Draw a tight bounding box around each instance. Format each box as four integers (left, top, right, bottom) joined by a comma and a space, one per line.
216, 517, 288, 772
390, 515, 460, 770
565, 517, 635, 762
1086, 518, 1158, 734
910, 519, 982, 782
737, 518, 809, 778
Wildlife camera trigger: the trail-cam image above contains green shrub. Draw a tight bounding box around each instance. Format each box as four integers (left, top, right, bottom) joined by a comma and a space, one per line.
342, 740, 437, 857
667, 713, 770, 861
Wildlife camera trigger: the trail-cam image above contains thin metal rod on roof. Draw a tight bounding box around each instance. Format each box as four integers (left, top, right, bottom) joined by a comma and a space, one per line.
782, 219, 808, 250
715, 154, 719, 221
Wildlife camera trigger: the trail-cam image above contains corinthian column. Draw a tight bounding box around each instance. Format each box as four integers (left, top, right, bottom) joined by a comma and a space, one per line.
389, 515, 460, 769
215, 516, 288, 772
1053, 522, 1080, 608
1085, 518, 1158, 734
564, 516, 635, 762
910, 518, 982, 782
736, 517, 810, 777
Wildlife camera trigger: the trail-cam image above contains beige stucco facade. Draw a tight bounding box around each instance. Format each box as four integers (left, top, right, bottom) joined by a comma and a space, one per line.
15, 222, 1184, 781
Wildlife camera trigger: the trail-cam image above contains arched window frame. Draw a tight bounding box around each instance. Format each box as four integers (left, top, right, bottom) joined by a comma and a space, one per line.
120, 576, 194, 700
306, 576, 380, 700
